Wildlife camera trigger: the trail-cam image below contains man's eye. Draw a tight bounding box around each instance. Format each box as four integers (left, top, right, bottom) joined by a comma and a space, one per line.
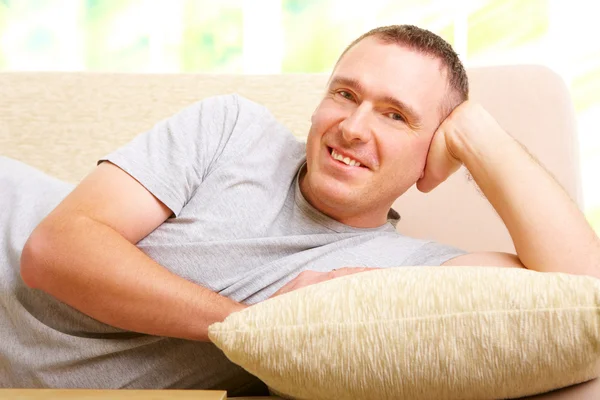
388, 112, 405, 122
338, 90, 354, 100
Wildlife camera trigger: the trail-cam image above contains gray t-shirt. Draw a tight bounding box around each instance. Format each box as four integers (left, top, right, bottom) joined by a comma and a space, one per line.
0, 94, 465, 391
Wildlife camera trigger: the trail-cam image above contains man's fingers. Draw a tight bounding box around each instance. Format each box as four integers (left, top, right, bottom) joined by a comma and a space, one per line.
417, 152, 461, 193
417, 125, 462, 193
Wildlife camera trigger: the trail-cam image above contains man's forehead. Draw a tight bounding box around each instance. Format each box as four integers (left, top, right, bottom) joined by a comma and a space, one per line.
336, 37, 445, 77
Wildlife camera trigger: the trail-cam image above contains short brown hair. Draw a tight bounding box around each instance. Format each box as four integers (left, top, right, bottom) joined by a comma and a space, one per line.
337, 25, 469, 118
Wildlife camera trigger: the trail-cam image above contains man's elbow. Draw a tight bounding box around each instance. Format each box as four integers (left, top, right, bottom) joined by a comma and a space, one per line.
20, 223, 58, 289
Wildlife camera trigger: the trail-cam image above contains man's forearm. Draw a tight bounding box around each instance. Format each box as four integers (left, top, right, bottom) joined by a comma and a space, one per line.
20, 214, 245, 341
454, 124, 600, 277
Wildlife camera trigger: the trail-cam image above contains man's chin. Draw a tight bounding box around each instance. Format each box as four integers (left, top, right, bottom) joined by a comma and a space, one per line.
303, 165, 366, 201
311, 184, 361, 213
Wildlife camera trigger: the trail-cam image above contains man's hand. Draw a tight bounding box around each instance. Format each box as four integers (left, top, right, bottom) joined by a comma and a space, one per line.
415, 99, 600, 278
417, 100, 505, 193
272, 267, 379, 297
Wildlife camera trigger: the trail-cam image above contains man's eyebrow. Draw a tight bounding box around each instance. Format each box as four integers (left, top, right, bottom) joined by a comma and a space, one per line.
329, 76, 422, 125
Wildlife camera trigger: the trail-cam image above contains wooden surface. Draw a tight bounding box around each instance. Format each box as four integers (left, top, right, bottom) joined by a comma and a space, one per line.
1, 381, 598, 400
0, 389, 227, 399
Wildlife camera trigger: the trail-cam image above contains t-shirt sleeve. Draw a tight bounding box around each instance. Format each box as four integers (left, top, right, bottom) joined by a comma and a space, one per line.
98, 94, 261, 216
402, 240, 468, 266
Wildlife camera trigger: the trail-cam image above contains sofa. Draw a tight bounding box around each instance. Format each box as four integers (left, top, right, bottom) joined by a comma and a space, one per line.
1, 67, 599, 399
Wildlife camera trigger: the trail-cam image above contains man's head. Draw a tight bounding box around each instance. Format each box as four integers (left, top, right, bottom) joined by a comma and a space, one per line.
300, 25, 469, 228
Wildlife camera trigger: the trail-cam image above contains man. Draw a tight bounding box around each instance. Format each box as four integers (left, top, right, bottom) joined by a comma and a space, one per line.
2, 24, 599, 394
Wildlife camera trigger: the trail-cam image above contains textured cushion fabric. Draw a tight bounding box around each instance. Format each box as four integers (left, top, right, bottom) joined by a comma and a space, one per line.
209, 267, 600, 400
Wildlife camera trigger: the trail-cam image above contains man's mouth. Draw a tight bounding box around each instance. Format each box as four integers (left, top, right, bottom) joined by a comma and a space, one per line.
328, 147, 367, 168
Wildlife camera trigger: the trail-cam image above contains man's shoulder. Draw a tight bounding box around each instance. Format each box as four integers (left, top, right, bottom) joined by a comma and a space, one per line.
191, 93, 292, 138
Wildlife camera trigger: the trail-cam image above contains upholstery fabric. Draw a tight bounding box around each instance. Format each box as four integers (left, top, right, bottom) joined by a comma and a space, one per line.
209, 266, 600, 400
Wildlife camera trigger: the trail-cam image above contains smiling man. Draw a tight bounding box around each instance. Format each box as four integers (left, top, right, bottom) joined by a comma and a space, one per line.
2, 24, 599, 393
301, 34, 454, 228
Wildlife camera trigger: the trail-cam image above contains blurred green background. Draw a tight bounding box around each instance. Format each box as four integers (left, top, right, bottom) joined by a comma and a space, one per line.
1, 0, 598, 232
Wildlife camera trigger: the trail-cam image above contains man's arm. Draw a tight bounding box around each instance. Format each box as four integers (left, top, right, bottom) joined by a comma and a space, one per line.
418, 101, 600, 277
20, 162, 245, 341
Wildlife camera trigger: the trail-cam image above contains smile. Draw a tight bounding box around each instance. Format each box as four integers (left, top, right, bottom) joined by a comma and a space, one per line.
329, 147, 365, 168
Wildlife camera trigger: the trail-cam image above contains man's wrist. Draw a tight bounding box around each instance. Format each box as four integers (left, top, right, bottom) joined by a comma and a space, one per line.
446, 111, 511, 168
230, 302, 248, 315
200, 300, 248, 342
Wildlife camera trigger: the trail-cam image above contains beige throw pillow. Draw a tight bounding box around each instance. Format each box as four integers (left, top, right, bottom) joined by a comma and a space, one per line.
209, 266, 600, 400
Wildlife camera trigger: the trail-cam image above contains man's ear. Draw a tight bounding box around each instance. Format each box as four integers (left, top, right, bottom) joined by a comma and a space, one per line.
419, 170, 425, 179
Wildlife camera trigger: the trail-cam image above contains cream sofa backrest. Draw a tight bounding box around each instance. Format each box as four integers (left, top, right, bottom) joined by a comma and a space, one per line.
0, 66, 581, 253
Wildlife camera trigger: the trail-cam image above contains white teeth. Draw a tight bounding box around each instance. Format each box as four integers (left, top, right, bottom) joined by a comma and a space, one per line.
331, 149, 361, 167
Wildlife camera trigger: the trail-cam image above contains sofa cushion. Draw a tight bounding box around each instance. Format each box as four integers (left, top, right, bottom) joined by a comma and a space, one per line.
209, 266, 600, 400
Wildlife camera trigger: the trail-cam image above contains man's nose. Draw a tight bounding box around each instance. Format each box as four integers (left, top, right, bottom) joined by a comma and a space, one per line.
339, 106, 372, 143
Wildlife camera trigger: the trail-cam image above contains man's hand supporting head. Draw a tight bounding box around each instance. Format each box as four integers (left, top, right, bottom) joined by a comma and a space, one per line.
420, 100, 600, 278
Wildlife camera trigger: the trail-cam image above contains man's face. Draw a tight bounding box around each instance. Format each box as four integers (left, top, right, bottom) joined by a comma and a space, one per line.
301, 36, 450, 228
